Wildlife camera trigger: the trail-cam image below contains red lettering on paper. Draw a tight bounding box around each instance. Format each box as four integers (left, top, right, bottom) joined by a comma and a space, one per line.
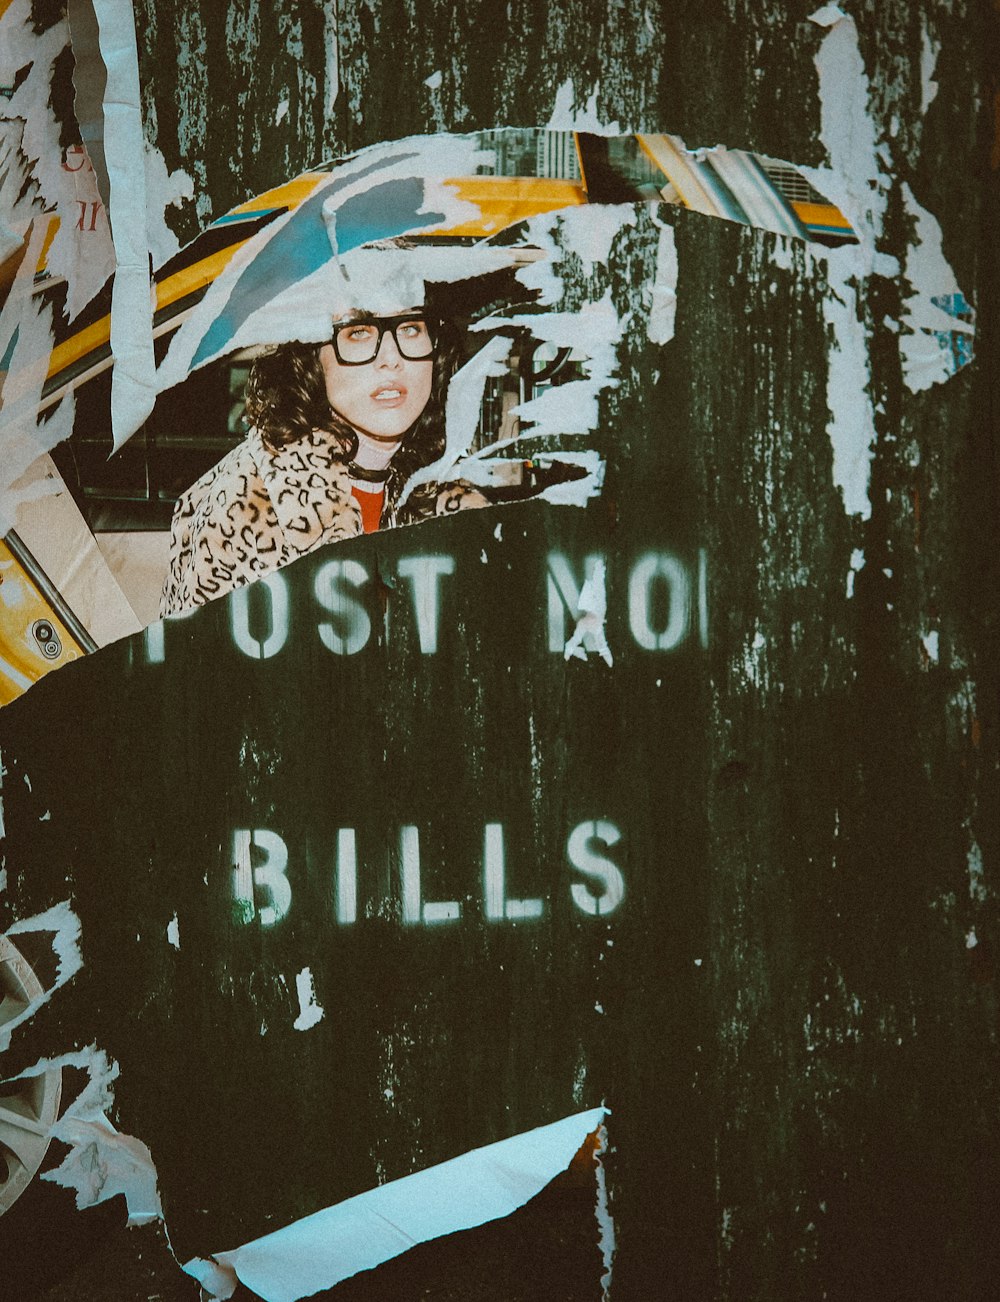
62, 145, 92, 173
74, 200, 103, 232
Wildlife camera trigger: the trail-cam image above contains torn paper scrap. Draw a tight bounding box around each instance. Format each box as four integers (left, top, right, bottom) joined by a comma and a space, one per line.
45, 1111, 162, 1226
564, 559, 613, 666
0, 8, 116, 316
547, 81, 622, 136
91, 0, 158, 449
898, 182, 974, 392
291, 966, 324, 1031
398, 333, 513, 507
185, 1106, 606, 1302
594, 1123, 615, 1297
479, 293, 624, 440
799, 6, 890, 520
646, 220, 678, 345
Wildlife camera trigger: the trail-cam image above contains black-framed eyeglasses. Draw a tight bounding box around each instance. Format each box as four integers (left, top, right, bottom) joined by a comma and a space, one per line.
330, 315, 437, 366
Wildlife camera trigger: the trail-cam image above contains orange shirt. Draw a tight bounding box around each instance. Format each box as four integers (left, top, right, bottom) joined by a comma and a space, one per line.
351, 486, 384, 534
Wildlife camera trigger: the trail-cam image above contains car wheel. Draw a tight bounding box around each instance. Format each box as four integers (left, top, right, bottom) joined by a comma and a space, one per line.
0, 933, 63, 1215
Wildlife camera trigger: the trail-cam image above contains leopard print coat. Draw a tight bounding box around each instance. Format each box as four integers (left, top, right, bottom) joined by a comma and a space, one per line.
160, 426, 483, 616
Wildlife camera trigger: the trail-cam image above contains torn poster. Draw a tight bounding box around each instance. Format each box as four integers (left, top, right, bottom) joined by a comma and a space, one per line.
5, 16, 868, 708
15, 124, 856, 653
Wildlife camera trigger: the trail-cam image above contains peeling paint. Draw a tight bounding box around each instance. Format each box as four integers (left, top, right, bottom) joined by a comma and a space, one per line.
292, 966, 325, 1031
594, 1122, 615, 1299
815, 261, 876, 519
399, 334, 512, 507
546, 81, 621, 136
143, 142, 194, 267
801, 5, 896, 520
477, 292, 624, 440
846, 546, 865, 598
557, 203, 636, 273
920, 630, 939, 666
564, 558, 613, 666
966, 833, 986, 905
920, 22, 940, 116
899, 182, 975, 393
741, 628, 768, 689
646, 219, 678, 345
535, 450, 606, 507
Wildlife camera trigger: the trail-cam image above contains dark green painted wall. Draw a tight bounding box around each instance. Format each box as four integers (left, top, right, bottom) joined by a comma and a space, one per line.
2, 1, 998, 1297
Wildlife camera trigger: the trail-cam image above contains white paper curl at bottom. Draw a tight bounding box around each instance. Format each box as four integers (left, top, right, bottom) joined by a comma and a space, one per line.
185, 1106, 606, 1302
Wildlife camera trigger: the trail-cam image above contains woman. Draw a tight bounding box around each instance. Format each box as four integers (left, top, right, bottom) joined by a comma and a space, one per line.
160, 309, 485, 616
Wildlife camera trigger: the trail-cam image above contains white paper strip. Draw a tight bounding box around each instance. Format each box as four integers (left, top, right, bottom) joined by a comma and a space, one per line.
185, 1106, 606, 1302
92, 0, 156, 450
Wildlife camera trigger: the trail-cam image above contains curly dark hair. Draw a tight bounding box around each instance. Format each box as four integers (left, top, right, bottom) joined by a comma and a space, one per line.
244, 320, 464, 520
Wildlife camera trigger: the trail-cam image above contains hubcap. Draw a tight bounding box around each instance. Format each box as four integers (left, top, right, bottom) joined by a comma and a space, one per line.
0, 934, 62, 1215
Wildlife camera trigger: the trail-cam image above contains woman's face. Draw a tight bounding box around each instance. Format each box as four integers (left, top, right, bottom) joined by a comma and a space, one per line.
319, 314, 434, 442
